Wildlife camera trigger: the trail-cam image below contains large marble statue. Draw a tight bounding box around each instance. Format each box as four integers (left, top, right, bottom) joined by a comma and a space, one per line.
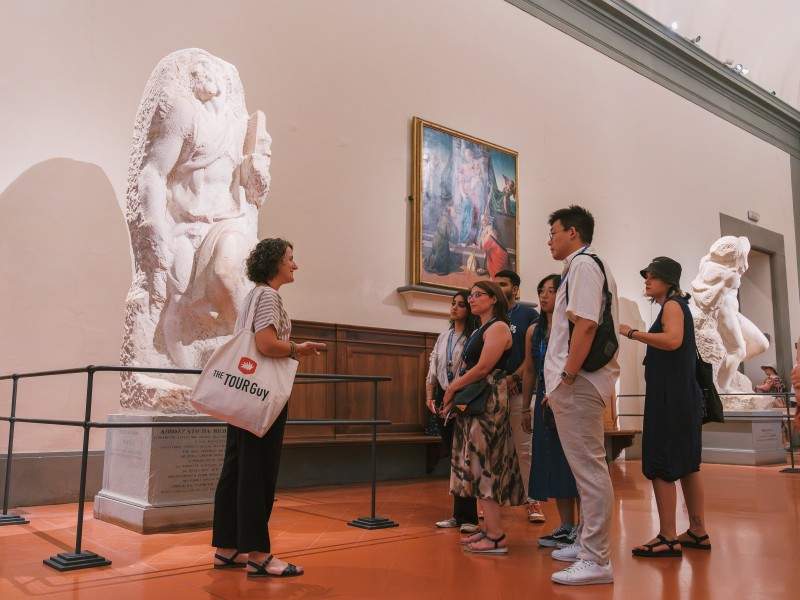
690, 236, 770, 409
120, 48, 271, 412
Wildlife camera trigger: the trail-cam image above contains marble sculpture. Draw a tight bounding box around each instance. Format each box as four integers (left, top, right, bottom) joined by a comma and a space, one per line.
120, 48, 271, 412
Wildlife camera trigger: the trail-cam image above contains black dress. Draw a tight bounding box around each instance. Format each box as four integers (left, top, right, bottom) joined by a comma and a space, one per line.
642, 296, 704, 482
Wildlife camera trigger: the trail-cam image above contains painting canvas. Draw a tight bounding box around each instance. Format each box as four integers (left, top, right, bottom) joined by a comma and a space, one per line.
412, 117, 519, 290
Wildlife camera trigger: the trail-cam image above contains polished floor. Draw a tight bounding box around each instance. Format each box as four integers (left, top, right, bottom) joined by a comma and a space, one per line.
0, 460, 798, 599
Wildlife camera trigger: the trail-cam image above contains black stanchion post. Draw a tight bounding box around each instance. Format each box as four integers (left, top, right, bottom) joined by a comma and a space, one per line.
348, 380, 398, 530
44, 367, 111, 571
781, 392, 800, 474
1, 375, 29, 526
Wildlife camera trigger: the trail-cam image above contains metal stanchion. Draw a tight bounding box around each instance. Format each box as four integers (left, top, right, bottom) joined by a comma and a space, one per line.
349, 380, 398, 530
44, 368, 111, 571
780, 393, 799, 474
0, 365, 394, 569
1, 375, 29, 526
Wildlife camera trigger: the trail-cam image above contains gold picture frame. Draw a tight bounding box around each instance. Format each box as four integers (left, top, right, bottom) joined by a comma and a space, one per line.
411, 117, 520, 291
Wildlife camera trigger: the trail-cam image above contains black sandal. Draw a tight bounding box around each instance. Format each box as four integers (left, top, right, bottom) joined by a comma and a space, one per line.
213, 551, 246, 569
465, 532, 508, 555
680, 529, 712, 550
632, 534, 683, 558
247, 555, 303, 578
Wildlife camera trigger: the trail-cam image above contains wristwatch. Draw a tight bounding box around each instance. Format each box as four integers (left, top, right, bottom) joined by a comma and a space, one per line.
560, 370, 577, 384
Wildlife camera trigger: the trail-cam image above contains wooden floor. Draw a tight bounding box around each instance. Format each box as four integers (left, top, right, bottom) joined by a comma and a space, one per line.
0, 460, 798, 599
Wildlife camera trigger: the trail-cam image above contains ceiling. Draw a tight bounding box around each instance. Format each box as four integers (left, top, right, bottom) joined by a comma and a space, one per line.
626, 0, 800, 111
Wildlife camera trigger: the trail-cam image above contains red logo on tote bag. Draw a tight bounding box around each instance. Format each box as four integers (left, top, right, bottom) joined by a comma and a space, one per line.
238, 357, 257, 375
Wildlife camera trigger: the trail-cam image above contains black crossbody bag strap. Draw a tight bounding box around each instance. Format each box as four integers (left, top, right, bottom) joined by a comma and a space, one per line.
565, 253, 612, 339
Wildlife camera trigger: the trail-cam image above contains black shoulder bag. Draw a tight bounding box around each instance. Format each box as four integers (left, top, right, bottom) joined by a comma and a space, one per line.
451, 320, 496, 416
453, 380, 491, 415
695, 350, 724, 424
565, 252, 619, 372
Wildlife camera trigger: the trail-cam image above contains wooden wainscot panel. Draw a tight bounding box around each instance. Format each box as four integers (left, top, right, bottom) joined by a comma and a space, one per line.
287, 321, 337, 439
335, 324, 432, 436
285, 320, 442, 442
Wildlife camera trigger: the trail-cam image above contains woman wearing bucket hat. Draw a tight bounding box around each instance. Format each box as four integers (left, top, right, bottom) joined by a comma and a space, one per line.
619, 257, 710, 558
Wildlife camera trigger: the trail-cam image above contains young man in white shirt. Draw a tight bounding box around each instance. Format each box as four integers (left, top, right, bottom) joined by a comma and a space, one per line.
543, 205, 619, 586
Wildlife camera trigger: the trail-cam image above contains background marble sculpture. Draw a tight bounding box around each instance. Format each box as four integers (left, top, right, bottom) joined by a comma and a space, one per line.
120, 48, 271, 412
690, 236, 771, 409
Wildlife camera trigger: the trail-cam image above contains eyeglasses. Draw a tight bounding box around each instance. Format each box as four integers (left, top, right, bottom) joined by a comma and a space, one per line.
467, 291, 489, 300
548, 227, 569, 241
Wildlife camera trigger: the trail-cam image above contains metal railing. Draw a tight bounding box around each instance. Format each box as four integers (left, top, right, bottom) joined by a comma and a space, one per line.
0, 365, 395, 571
615, 391, 799, 473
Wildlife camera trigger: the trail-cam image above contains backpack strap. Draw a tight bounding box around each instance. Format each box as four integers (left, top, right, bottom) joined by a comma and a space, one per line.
564, 252, 612, 309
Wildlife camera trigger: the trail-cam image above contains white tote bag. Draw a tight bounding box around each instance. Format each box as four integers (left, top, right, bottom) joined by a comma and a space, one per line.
191, 287, 299, 437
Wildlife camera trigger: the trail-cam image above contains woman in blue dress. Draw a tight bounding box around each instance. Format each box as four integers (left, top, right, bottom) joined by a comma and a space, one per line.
521, 274, 580, 549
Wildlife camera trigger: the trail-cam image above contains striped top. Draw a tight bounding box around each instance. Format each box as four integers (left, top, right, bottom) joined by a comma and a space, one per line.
240, 286, 291, 341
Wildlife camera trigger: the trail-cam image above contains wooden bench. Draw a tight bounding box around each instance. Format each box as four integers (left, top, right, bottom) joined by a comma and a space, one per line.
604, 429, 640, 462
283, 433, 441, 448
281, 430, 639, 474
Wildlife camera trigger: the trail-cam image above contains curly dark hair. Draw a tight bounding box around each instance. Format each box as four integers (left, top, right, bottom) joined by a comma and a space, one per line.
246, 238, 293, 284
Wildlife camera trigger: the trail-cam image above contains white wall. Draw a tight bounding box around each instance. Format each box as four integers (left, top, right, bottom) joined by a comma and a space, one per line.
740, 249, 777, 385
1, 0, 797, 452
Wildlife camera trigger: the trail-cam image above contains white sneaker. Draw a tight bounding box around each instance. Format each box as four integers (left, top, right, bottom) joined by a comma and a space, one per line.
435, 518, 458, 528
552, 559, 613, 586
459, 523, 480, 534
551, 542, 581, 562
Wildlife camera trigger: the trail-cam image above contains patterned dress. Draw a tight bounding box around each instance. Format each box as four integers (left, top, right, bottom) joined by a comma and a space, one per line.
450, 319, 526, 506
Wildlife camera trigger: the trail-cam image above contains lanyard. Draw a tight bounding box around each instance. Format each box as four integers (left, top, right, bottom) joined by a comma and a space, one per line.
561, 245, 590, 283
446, 329, 464, 379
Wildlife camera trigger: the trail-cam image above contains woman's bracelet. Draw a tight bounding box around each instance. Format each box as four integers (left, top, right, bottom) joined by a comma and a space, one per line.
627, 329, 639, 340
289, 340, 298, 359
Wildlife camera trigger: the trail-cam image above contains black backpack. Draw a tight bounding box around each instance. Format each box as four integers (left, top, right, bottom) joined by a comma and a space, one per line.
564, 252, 619, 372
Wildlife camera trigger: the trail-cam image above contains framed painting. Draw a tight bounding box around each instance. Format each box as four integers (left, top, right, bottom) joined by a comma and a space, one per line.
411, 117, 519, 291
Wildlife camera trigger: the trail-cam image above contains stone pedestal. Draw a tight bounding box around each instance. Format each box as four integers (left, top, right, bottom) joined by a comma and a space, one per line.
93, 413, 226, 533
702, 410, 786, 466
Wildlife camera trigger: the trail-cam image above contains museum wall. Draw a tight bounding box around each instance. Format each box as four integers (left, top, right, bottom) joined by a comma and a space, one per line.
1, 0, 797, 453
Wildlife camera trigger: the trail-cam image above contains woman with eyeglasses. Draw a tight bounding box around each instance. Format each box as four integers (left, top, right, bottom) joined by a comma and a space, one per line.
521, 274, 580, 550
425, 290, 480, 532
442, 280, 525, 555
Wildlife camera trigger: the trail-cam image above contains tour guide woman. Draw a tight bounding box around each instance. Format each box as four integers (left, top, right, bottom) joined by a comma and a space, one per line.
212, 238, 325, 577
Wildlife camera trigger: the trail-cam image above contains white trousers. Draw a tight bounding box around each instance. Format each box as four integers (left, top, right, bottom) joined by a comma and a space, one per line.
508, 392, 532, 499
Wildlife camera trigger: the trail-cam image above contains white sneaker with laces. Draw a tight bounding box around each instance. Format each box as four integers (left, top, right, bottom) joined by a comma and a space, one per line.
551, 559, 613, 586
435, 518, 458, 529
551, 542, 581, 562
459, 523, 480, 534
